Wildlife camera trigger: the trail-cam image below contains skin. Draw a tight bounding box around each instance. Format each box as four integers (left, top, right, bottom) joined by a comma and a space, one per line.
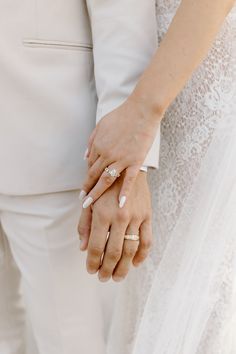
81, 98, 160, 209
78, 171, 153, 282
81, 0, 235, 207
78, 0, 235, 280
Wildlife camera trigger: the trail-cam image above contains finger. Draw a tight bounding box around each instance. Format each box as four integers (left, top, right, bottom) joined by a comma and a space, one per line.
82, 162, 124, 209
112, 221, 140, 282
132, 219, 153, 267
86, 212, 110, 274
98, 217, 128, 282
118, 165, 140, 208
79, 156, 108, 199
87, 144, 100, 168
77, 206, 92, 251
84, 126, 97, 160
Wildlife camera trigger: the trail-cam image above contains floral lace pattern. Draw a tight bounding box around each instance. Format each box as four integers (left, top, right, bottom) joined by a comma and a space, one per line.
106, 3, 236, 354
152, 2, 236, 237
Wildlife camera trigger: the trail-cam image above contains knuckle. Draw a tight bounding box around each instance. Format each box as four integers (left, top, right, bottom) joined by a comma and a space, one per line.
131, 215, 142, 224
87, 169, 96, 180
123, 247, 136, 258
103, 150, 111, 160
102, 174, 113, 186
77, 225, 90, 236
141, 238, 153, 250
95, 210, 109, 223
116, 210, 129, 223
106, 248, 122, 262
89, 245, 103, 258
93, 141, 100, 152
88, 160, 93, 169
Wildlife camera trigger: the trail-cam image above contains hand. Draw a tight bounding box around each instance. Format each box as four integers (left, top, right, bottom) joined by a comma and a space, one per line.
80, 95, 161, 209
77, 171, 153, 282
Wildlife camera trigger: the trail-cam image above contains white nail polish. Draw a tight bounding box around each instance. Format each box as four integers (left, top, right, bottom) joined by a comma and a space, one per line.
83, 196, 93, 209
83, 148, 89, 160
79, 190, 87, 201
119, 195, 126, 208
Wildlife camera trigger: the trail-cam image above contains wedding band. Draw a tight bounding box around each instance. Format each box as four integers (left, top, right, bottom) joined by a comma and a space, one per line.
104, 167, 120, 178
124, 234, 140, 241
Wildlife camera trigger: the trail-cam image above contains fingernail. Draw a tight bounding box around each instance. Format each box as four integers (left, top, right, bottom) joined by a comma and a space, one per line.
83, 196, 93, 209
87, 267, 97, 274
119, 195, 126, 208
79, 190, 87, 201
83, 148, 89, 160
99, 276, 110, 282
80, 239, 86, 251
113, 276, 124, 282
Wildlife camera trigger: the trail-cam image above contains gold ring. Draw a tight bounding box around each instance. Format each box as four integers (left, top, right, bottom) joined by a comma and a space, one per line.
124, 234, 140, 241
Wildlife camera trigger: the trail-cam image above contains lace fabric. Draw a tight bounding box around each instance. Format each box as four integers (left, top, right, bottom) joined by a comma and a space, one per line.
106, 3, 236, 354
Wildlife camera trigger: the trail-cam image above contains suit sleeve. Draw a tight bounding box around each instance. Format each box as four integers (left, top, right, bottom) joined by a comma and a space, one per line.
86, 0, 161, 169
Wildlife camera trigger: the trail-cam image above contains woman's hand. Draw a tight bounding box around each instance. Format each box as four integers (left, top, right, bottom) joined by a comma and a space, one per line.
79, 95, 161, 209
79, 0, 234, 210
78, 170, 153, 282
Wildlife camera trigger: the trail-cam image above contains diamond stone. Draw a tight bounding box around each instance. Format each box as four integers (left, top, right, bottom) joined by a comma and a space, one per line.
110, 169, 117, 177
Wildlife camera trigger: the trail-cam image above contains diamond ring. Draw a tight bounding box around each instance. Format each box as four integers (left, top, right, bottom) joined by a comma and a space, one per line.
104, 167, 120, 178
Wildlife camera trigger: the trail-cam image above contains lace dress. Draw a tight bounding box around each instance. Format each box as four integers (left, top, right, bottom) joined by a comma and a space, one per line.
106, 2, 236, 354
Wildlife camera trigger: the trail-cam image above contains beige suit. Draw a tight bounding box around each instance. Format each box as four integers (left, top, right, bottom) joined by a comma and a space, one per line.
0, 2, 161, 353
0, 0, 160, 195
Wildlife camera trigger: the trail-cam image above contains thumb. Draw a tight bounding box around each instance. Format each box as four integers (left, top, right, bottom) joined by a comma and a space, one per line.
118, 165, 140, 208
77, 206, 92, 251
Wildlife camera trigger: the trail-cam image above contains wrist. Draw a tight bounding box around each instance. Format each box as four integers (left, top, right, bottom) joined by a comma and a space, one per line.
129, 83, 167, 125
138, 169, 148, 180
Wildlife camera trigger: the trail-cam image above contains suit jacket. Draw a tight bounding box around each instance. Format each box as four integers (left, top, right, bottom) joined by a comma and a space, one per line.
0, 0, 161, 195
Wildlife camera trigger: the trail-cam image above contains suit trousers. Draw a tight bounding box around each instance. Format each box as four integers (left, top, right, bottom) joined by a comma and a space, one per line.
0, 189, 115, 354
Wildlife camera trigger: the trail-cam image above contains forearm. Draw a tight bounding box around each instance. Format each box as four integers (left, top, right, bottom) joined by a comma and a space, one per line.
132, 0, 235, 118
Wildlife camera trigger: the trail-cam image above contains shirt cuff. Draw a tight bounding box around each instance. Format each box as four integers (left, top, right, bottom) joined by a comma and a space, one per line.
139, 166, 148, 173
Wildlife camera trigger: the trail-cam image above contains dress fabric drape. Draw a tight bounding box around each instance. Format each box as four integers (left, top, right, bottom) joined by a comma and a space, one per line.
106, 2, 236, 353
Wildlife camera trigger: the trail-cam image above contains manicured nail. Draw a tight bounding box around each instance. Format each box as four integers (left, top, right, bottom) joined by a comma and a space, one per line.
83, 148, 89, 160
119, 195, 126, 208
83, 196, 93, 209
79, 190, 87, 201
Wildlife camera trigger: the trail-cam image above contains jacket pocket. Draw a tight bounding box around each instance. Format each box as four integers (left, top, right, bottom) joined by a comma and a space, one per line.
22, 38, 93, 52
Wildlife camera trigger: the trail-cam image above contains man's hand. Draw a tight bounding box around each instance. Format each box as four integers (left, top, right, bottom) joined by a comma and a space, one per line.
77, 171, 153, 282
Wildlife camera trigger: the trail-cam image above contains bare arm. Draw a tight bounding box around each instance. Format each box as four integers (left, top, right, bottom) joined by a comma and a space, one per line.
81, 0, 235, 209
132, 0, 235, 116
